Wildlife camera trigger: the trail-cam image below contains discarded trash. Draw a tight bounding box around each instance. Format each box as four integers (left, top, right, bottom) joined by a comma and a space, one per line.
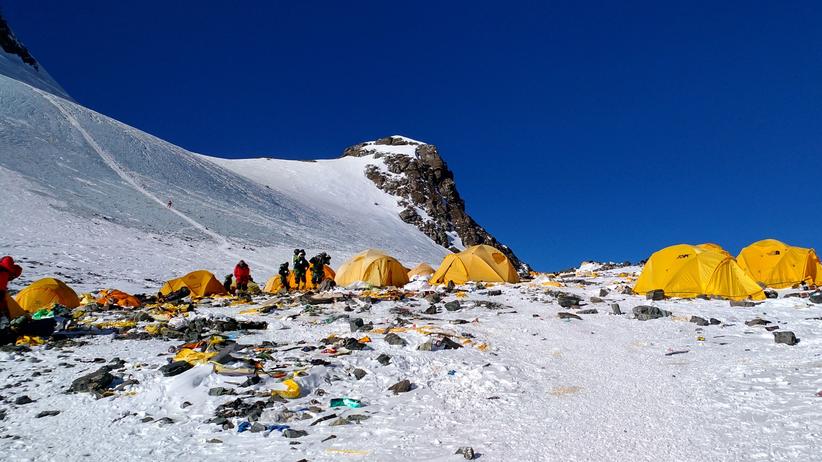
330, 398, 363, 408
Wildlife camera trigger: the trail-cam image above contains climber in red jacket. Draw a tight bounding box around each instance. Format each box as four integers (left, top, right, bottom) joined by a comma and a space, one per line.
0, 256, 23, 318
233, 260, 251, 293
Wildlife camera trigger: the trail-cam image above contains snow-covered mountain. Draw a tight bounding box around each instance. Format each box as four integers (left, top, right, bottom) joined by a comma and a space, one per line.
0, 14, 524, 291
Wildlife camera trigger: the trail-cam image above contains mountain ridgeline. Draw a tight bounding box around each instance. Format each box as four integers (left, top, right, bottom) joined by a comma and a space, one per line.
344, 136, 528, 273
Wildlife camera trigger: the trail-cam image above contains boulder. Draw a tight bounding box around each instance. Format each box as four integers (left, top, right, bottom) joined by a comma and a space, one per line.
646, 289, 665, 301
689, 316, 709, 326
633, 305, 671, 321
388, 379, 413, 394
774, 331, 798, 346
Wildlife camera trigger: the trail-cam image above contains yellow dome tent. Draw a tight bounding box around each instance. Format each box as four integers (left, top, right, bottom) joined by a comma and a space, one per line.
737, 239, 822, 289
3, 292, 27, 319
407, 263, 436, 279
15, 278, 81, 313
633, 244, 765, 300
160, 270, 227, 298
429, 245, 520, 285
263, 265, 336, 293
334, 249, 409, 287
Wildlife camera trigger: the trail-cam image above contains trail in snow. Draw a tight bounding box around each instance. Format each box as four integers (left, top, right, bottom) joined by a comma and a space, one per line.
36, 89, 274, 273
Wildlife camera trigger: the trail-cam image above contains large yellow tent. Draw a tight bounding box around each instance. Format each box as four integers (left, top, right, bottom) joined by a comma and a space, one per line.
263, 265, 336, 293
408, 263, 436, 279
633, 244, 765, 300
429, 245, 520, 285
737, 239, 822, 288
160, 270, 227, 298
334, 249, 409, 287
696, 242, 731, 257
15, 278, 81, 313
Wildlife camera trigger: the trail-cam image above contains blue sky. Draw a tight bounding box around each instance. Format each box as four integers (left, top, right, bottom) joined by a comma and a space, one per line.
5, 1, 822, 270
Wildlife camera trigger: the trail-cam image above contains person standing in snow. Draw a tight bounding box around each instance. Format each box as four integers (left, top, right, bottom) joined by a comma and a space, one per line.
0, 256, 23, 319
278, 262, 291, 292
293, 250, 309, 290
223, 274, 234, 294
310, 252, 329, 286
233, 260, 251, 293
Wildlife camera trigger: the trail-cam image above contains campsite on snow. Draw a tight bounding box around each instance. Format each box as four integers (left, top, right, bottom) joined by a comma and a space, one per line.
3, 5, 822, 462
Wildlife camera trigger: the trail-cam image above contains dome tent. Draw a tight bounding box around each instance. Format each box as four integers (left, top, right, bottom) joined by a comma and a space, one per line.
633, 244, 764, 300
160, 270, 227, 298
737, 239, 822, 289
334, 249, 409, 288
15, 278, 80, 313
407, 262, 436, 279
429, 245, 519, 285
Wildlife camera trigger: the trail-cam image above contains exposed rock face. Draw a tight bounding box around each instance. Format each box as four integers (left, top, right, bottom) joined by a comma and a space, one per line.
343, 136, 529, 273
0, 13, 38, 68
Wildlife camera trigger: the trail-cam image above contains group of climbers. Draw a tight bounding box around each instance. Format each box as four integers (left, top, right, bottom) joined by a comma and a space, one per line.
277, 250, 333, 292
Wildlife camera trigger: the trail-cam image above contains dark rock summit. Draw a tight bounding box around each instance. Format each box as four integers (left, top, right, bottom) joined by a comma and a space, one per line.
344, 136, 529, 273
0, 13, 38, 68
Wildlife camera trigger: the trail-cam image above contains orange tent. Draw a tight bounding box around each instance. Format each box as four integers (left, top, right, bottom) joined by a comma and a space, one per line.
97, 289, 142, 307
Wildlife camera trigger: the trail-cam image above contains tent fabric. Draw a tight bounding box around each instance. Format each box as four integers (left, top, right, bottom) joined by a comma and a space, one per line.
737, 239, 822, 289
633, 244, 765, 300
334, 250, 409, 288
263, 265, 336, 293
429, 245, 520, 285
407, 263, 435, 279
4, 292, 27, 319
160, 270, 227, 298
97, 289, 141, 307
14, 278, 81, 313
696, 243, 731, 257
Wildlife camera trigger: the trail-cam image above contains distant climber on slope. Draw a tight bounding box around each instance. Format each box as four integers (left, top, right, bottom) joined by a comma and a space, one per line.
234, 260, 251, 293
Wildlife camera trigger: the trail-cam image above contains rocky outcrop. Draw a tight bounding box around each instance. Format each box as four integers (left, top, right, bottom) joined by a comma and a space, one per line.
0, 13, 38, 68
343, 136, 529, 273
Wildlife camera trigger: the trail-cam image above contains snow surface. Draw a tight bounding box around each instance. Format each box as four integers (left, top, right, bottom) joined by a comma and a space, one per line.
2, 268, 822, 460
0, 45, 72, 101
0, 73, 448, 289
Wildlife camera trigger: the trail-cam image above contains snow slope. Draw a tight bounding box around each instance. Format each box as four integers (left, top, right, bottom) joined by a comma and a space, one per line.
0, 72, 448, 288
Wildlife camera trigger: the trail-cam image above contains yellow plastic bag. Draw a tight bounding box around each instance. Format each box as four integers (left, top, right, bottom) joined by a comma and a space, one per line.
273, 378, 301, 399
174, 348, 217, 365
15, 335, 44, 346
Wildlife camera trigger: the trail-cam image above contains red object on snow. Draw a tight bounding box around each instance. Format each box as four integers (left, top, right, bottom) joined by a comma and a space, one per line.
0, 256, 23, 291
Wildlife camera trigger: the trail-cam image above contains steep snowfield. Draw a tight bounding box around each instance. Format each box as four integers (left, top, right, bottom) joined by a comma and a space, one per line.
0, 42, 71, 101
0, 73, 447, 288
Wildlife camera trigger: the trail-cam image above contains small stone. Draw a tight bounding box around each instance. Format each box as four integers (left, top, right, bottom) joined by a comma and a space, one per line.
180, 401, 192, 409
709, 318, 721, 325
283, 429, 308, 438
160, 361, 193, 377
487, 289, 502, 296
68, 365, 116, 396
557, 312, 582, 320
444, 301, 461, 311
690, 316, 709, 326
388, 379, 412, 394
424, 293, 441, 304
610, 304, 623, 315
207, 439, 222, 444
646, 289, 665, 301
376, 354, 391, 366
141, 416, 154, 423
349, 318, 364, 332
633, 305, 671, 321
557, 294, 581, 308
456, 446, 476, 460
774, 331, 798, 345
35, 410, 60, 418
250, 422, 266, 433
208, 387, 233, 396
730, 300, 756, 307
346, 414, 370, 423
577, 309, 598, 315
384, 333, 407, 346
589, 297, 604, 304
352, 369, 367, 380
745, 318, 771, 327
599, 288, 610, 297
329, 417, 350, 426
13, 395, 33, 405
809, 291, 822, 304
764, 289, 778, 299
156, 417, 175, 426
424, 305, 439, 315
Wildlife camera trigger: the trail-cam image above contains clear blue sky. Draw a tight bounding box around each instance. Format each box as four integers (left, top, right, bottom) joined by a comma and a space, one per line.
5, 1, 822, 271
